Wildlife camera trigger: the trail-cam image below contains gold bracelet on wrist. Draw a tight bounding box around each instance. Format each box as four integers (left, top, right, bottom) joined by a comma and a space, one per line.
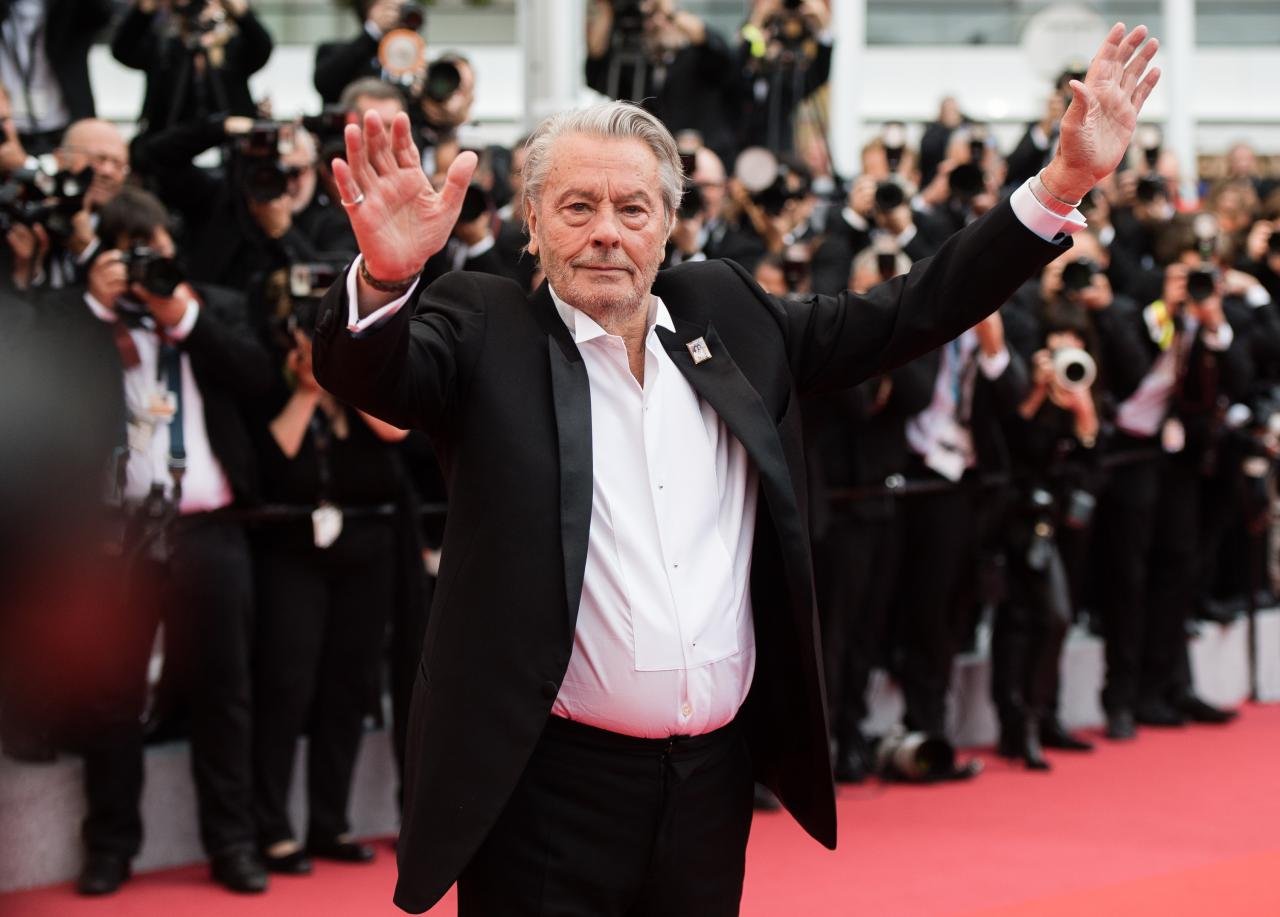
359, 258, 420, 294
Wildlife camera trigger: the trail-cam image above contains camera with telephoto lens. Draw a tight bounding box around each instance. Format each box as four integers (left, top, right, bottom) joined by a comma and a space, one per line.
761, 0, 817, 69
173, 0, 222, 46
120, 247, 185, 298
875, 728, 974, 782
422, 59, 462, 104
1051, 346, 1096, 392
1186, 212, 1220, 303
1061, 258, 1100, 294
1186, 266, 1218, 303
0, 164, 93, 238
734, 147, 805, 217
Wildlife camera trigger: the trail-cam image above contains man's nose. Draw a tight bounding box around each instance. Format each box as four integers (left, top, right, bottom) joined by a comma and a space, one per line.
588, 210, 622, 248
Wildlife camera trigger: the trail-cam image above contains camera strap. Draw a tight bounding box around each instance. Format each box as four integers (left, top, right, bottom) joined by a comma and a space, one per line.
157, 338, 187, 507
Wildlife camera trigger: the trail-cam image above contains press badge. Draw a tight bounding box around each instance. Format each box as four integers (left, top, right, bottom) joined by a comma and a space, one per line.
312, 502, 343, 549
145, 388, 178, 424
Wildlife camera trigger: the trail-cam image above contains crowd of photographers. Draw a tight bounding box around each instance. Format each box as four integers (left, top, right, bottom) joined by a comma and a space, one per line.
0, 0, 1276, 900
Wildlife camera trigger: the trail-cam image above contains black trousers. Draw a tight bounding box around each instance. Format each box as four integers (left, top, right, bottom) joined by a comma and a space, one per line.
891, 475, 980, 735
80, 517, 256, 858
1097, 453, 1199, 712
991, 536, 1071, 724
252, 520, 395, 847
816, 512, 901, 748
458, 716, 754, 917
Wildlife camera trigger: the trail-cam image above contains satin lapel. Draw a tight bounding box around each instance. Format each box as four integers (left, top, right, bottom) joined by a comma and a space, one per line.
530, 285, 593, 633
655, 319, 797, 516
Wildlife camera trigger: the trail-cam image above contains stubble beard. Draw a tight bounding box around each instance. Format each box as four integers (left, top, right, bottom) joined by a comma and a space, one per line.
540, 243, 662, 333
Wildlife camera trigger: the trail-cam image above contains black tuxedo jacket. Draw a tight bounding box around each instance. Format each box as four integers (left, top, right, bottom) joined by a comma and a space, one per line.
311, 199, 1066, 913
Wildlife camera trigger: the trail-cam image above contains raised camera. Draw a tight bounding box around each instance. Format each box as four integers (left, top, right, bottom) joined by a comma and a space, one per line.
120, 247, 185, 298
1061, 258, 1100, 294
1186, 266, 1218, 303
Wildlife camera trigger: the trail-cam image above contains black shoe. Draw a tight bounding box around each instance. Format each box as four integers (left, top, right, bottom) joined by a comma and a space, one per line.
1176, 695, 1238, 725
307, 837, 375, 863
77, 852, 130, 896
996, 721, 1023, 760
1135, 699, 1186, 727
752, 783, 782, 811
1040, 720, 1094, 752
833, 742, 868, 784
262, 846, 312, 875
1105, 709, 1136, 740
211, 849, 268, 893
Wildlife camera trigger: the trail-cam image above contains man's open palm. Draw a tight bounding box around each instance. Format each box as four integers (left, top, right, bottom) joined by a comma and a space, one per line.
1056, 23, 1161, 194
332, 110, 477, 282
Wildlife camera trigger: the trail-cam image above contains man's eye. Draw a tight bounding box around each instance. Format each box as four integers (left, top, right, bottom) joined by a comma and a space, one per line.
568, 203, 590, 213
623, 206, 646, 216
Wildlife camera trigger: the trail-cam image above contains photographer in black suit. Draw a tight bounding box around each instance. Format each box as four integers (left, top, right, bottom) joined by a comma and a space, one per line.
736, 0, 833, 154
586, 0, 739, 169
0, 0, 113, 153
110, 0, 274, 136
39, 186, 273, 895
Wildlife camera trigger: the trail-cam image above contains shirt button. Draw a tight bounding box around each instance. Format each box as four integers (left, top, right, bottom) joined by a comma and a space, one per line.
680, 703, 692, 717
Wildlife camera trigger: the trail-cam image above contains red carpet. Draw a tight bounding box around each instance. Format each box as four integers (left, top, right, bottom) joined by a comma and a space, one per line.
6, 704, 1280, 916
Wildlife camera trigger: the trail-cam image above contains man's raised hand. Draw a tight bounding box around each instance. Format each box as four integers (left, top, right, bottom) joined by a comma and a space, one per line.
332, 110, 477, 283
1043, 23, 1161, 203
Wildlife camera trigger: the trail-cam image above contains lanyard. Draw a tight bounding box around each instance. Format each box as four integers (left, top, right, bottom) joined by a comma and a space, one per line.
157, 338, 187, 504
0, 11, 44, 133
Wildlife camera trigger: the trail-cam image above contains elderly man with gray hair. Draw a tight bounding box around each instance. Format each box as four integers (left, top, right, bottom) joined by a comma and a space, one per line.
313, 24, 1160, 916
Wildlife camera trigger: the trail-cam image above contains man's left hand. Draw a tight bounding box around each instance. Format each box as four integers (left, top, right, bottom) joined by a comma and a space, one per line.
1042, 23, 1161, 203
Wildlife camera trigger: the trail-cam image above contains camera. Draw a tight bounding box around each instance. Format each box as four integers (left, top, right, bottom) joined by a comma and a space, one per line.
677, 182, 704, 221
457, 183, 492, 225
120, 247, 185, 298
874, 180, 906, 213
875, 728, 962, 782
422, 59, 462, 104
173, 0, 222, 45
1135, 174, 1166, 203
1061, 258, 1100, 294
398, 1, 426, 32
1186, 266, 1218, 303
781, 242, 811, 294
302, 107, 353, 165
279, 260, 346, 343
0, 164, 93, 238
1051, 346, 1096, 392
1137, 124, 1162, 170
232, 122, 299, 203
734, 147, 804, 217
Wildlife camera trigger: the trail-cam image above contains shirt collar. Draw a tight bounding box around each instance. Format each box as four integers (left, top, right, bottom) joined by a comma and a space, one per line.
547, 283, 674, 345
83, 292, 116, 324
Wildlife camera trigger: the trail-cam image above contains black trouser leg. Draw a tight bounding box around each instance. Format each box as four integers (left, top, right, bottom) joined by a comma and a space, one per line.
893, 483, 976, 735
458, 718, 753, 917
1142, 460, 1200, 705
79, 561, 161, 860
252, 542, 329, 848
307, 524, 395, 843
1097, 458, 1160, 714
164, 520, 257, 855
817, 514, 899, 748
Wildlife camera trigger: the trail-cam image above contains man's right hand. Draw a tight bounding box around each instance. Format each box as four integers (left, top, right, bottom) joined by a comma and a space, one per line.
88, 250, 128, 307
332, 110, 476, 288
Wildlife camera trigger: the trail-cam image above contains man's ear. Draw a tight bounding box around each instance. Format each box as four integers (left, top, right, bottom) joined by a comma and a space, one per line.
524, 198, 539, 256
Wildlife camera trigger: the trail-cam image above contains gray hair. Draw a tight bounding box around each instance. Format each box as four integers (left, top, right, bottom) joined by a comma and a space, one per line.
521, 101, 683, 223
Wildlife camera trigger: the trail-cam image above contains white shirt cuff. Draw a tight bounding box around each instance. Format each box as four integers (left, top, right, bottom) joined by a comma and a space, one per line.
1201, 321, 1234, 352
1009, 180, 1086, 242
168, 298, 200, 341
1246, 284, 1272, 308
977, 345, 1011, 380
345, 254, 415, 334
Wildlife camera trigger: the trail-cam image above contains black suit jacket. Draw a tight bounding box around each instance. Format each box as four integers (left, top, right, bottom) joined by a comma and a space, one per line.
311, 199, 1066, 913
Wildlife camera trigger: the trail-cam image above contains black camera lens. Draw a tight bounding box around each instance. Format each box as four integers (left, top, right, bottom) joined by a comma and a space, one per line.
1061, 259, 1098, 294
947, 163, 985, 200
424, 60, 462, 104
1186, 267, 1217, 303
874, 181, 905, 213
123, 247, 184, 298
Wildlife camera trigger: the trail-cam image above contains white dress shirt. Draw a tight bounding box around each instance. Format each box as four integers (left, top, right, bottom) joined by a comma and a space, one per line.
84, 294, 234, 515
341, 176, 1084, 736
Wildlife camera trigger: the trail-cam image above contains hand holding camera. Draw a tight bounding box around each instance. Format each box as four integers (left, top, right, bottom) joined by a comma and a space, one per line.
90, 248, 194, 328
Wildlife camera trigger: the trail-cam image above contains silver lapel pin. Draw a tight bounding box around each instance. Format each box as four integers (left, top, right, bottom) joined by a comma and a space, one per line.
686, 336, 712, 365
